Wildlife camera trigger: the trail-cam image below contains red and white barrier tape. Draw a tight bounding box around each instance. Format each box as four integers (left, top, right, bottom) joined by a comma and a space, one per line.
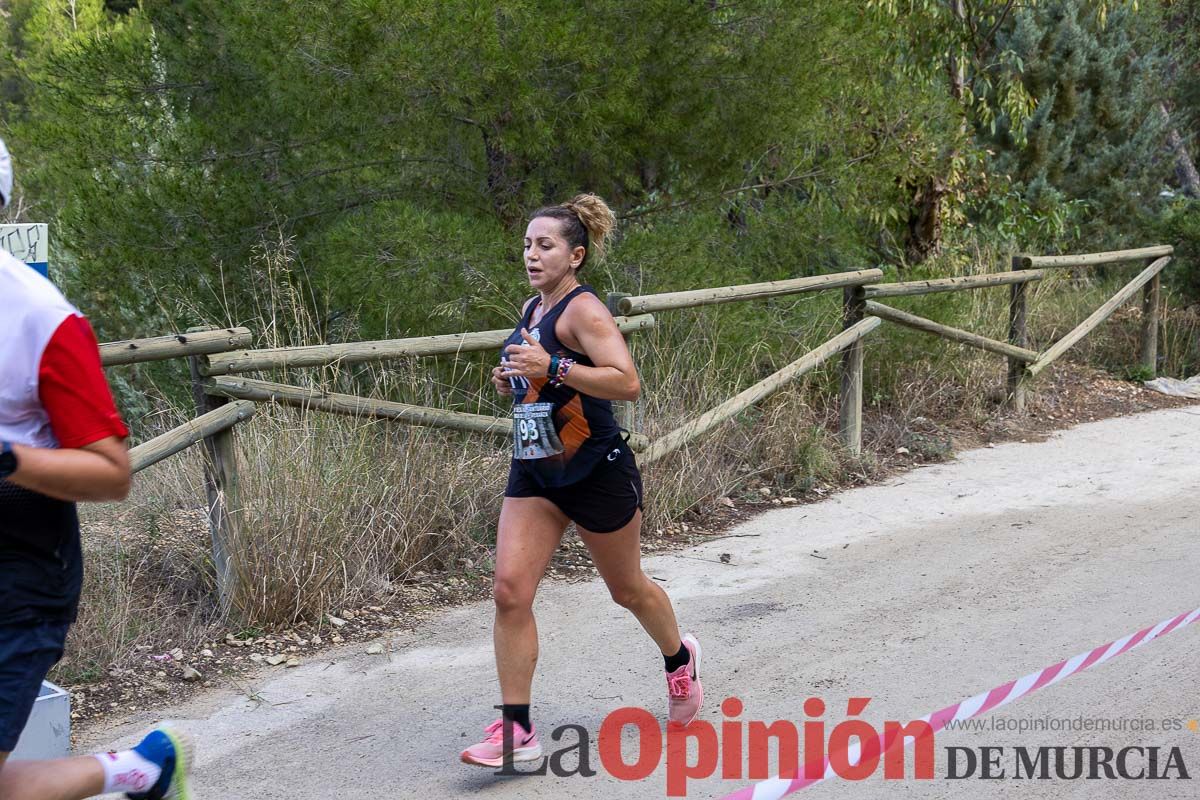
722, 605, 1200, 800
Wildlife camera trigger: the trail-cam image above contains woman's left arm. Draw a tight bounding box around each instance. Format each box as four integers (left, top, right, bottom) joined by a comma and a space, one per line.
559, 297, 640, 401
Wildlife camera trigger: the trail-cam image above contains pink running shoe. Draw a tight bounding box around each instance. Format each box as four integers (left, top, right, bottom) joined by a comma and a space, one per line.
666, 633, 703, 726
460, 719, 542, 768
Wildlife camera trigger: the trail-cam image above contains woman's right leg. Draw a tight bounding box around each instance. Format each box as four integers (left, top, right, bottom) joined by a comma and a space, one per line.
462, 496, 568, 765
493, 496, 569, 703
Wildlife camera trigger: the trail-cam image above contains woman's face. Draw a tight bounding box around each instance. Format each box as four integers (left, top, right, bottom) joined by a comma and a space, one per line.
523, 216, 584, 291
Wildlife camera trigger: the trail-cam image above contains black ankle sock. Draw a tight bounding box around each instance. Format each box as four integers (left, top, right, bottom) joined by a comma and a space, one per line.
663, 642, 690, 673
501, 703, 532, 731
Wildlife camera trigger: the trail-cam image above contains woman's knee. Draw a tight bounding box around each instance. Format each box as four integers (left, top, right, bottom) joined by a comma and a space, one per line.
608, 577, 652, 610
493, 573, 536, 614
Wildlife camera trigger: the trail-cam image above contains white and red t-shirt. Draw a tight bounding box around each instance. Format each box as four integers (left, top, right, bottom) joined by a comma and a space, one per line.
0, 250, 128, 624
0, 250, 127, 449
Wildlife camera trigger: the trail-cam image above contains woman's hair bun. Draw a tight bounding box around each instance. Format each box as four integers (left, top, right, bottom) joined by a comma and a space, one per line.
564, 194, 616, 264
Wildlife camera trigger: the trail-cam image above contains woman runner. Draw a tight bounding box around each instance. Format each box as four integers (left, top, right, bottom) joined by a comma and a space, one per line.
460, 194, 702, 767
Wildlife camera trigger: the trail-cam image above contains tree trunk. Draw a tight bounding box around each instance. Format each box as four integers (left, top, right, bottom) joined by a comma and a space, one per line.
1161, 9, 1200, 196
899, 0, 962, 265
480, 116, 526, 225
904, 176, 947, 264
1160, 104, 1200, 198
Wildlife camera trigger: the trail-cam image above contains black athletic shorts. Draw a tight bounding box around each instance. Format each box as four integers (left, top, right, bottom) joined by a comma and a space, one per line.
505, 439, 644, 533
0, 620, 69, 752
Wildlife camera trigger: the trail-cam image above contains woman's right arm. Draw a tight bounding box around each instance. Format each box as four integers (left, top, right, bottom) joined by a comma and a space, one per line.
493, 297, 537, 395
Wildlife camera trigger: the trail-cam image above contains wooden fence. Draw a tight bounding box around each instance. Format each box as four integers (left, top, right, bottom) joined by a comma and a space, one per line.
103, 245, 1173, 607
860, 245, 1171, 411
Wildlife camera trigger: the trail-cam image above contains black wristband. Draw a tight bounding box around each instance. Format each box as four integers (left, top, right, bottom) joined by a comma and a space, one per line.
0, 441, 16, 480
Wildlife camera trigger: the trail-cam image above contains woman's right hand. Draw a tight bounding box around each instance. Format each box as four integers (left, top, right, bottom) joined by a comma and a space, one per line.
491, 364, 513, 395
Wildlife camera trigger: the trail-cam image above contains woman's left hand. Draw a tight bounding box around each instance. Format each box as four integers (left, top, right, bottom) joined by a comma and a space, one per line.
500, 328, 552, 380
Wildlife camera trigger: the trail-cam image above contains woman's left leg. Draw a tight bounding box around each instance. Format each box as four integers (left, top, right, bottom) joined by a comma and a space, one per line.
578, 510, 680, 654
580, 509, 704, 725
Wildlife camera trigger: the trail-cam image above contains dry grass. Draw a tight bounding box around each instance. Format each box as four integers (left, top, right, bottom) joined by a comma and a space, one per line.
56, 241, 1200, 684
1031, 275, 1200, 379
61, 496, 218, 683
227, 409, 504, 624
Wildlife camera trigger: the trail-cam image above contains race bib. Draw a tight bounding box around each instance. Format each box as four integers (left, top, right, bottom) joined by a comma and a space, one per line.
512, 402, 565, 460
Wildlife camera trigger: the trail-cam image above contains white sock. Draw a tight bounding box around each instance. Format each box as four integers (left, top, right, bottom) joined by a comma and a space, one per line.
95, 749, 163, 794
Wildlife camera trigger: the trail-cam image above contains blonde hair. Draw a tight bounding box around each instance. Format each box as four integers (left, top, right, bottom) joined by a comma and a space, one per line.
531, 193, 616, 268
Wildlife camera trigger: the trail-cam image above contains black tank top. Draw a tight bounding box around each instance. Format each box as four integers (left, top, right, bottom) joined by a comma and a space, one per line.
503, 285, 621, 488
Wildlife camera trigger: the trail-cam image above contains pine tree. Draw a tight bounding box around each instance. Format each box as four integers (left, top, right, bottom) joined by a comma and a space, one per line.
980, 0, 1171, 244
6, 0, 938, 340
865, 1, 1129, 262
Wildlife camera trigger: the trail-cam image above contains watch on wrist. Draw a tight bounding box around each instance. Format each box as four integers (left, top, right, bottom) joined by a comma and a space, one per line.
0, 441, 17, 480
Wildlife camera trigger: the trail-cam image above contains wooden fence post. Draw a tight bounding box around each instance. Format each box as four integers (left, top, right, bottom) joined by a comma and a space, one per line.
1139, 259, 1160, 377
607, 291, 637, 432
187, 328, 241, 615
1007, 255, 1029, 412
839, 286, 866, 455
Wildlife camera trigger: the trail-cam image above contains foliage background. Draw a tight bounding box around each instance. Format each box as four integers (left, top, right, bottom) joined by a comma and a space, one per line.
2, 0, 1193, 352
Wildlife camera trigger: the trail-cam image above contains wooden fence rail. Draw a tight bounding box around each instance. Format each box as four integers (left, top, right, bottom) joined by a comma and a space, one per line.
208, 376, 652, 452
865, 301, 1039, 362
209, 376, 510, 435
617, 269, 883, 315
101, 327, 252, 367
200, 315, 656, 376
1015, 245, 1173, 270
1026, 255, 1172, 378
129, 400, 256, 474
862, 270, 1047, 299
641, 317, 880, 464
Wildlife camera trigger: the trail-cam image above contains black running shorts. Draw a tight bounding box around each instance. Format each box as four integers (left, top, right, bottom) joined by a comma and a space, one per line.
505, 440, 644, 533
0, 620, 68, 751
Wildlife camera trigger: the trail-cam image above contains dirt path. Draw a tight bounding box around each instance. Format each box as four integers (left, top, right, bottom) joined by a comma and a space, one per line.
82, 407, 1200, 798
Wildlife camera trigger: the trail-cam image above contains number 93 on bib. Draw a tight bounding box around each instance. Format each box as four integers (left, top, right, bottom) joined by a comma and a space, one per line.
512, 402, 564, 460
